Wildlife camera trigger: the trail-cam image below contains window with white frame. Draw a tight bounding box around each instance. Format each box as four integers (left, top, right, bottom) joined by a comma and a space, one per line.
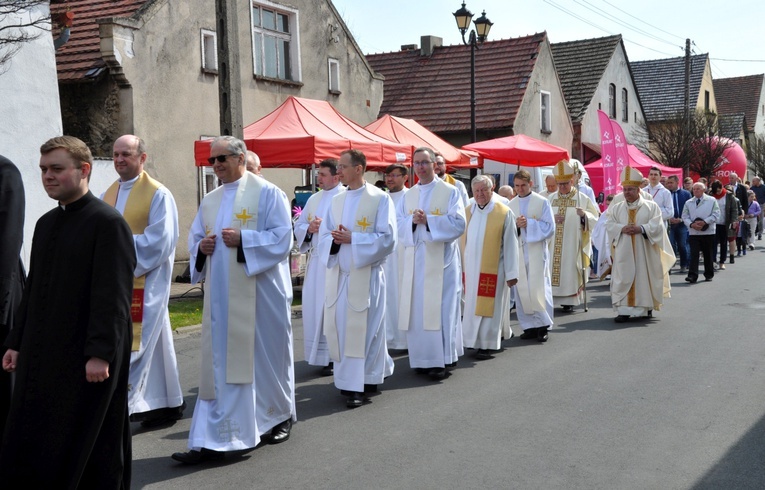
621, 88, 628, 122
540, 91, 551, 133
251, 2, 300, 81
328, 58, 340, 93
201, 29, 218, 73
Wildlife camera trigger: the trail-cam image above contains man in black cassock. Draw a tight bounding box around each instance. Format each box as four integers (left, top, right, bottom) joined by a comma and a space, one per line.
0, 155, 25, 436
0, 136, 135, 489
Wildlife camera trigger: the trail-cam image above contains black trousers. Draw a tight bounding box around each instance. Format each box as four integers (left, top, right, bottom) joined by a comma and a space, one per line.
714, 224, 730, 263
689, 234, 715, 280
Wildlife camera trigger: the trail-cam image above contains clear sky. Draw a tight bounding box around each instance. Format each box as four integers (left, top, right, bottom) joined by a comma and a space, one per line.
331, 0, 765, 80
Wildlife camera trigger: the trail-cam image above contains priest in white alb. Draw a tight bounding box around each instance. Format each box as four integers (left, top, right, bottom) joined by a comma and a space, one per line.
382, 163, 409, 350
462, 175, 518, 360
172, 136, 295, 465
102, 134, 185, 428
547, 160, 599, 312
318, 149, 396, 409
606, 166, 675, 323
293, 158, 344, 376
509, 170, 556, 342
398, 147, 466, 380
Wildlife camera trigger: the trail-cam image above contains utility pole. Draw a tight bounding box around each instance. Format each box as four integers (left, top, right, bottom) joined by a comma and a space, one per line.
683, 38, 691, 178
215, 0, 243, 138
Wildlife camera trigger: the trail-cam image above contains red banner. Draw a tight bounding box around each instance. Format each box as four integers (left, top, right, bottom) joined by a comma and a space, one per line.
611, 118, 629, 194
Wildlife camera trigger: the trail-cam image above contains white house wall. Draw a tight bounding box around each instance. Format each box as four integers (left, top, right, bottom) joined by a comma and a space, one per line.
580, 44, 647, 152
0, 3, 64, 266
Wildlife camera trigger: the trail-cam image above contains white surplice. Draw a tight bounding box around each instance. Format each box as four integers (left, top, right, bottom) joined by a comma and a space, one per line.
510, 193, 556, 332
187, 176, 295, 451
293, 185, 344, 365
317, 184, 396, 392
383, 188, 408, 350
462, 201, 518, 350
104, 177, 184, 415
397, 179, 466, 368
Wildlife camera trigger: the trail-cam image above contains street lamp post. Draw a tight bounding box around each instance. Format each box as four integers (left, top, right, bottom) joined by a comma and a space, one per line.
453, 2, 493, 144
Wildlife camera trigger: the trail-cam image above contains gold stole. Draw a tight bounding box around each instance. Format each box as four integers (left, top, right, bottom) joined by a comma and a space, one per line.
102, 171, 161, 352
626, 207, 638, 307
399, 180, 452, 331
509, 194, 547, 313
465, 202, 508, 317
443, 174, 456, 186
550, 188, 590, 288
324, 185, 383, 359
198, 173, 262, 400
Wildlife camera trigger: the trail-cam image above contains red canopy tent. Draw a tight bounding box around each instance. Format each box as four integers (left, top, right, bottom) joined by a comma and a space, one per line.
462, 134, 569, 167
365, 114, 481, 170
584, 144, 683, 196
193, 96, 413, 170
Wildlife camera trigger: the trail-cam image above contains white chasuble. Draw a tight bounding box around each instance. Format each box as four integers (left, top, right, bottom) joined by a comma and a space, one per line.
462, 201, 518, 350
318, 183, 396, 393
293, 185, 344, 365
187, 173, 295, 451
548, 188, 599, 306
508, 192, 556, 332
383, 189, 408, 349
606, 197, 675, 317
396, 178, 466, 369
101, 173, 183, 415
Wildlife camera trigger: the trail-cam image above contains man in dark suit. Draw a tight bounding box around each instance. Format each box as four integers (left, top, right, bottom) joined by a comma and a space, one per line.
665, 175, 691, 274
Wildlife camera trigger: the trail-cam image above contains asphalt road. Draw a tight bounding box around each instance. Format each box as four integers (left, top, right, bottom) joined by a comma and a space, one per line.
132, 249, 765, 489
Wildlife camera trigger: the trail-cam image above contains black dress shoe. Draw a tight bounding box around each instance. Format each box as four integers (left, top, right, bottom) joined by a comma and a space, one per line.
363, 384, 378, 394
445, 361, 457, 369
267, 419, 292, 444
139, 400, 187, 428
705, 276, 713, 282
320, 362, 333, 377
562, 305, 574, 312
171, 448, 225, 465
346, 392, 366, 409
685, 276, 697, 283
414, 367, 429, 374
614, 315, 630, 323
537, 327, 549, 343
519, 328, 538, 339
475, 349, 493, 360
428, 367, 447, 380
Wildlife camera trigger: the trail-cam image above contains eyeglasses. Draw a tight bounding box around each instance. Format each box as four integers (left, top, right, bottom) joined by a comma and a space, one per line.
208, 153, 238, 165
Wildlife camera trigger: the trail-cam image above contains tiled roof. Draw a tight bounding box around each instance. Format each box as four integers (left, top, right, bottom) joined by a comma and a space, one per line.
713, 74, 764, 133
366, 33, 547, 133
630, 54, 708, 122
551, 35, 621, 123
50, 0, 147, 82
718, 112, 746, 140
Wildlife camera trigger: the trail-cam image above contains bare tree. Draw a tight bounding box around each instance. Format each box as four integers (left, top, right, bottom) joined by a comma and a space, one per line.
0, 1, 51, 70
636, 109, 732, 180
746, 133, 765, 179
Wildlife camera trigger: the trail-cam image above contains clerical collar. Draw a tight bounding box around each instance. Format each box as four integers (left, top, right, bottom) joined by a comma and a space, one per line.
119, 173, 141, 186
419, 179, 436, 188
223, 179, 240, 190
60, 191, 93, 212
346, 183, 366, 193
477, 202, 489, 210
518, 193, 531, 199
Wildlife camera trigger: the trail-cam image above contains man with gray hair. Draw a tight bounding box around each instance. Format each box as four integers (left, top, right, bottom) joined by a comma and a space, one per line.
246, 150, 262, 176
462, 175, 518, 359
173, 135, 295, 464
